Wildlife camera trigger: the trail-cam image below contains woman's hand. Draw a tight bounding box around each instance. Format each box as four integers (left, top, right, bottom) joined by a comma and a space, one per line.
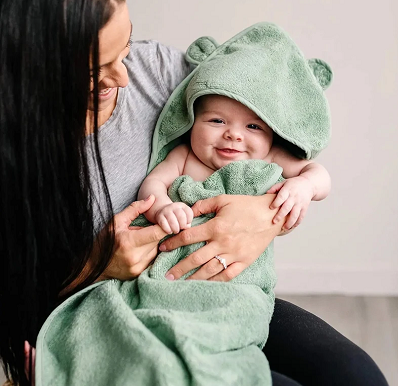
160, 194, 285, 282
99, 195, 168, 280
60, 195, 167, 296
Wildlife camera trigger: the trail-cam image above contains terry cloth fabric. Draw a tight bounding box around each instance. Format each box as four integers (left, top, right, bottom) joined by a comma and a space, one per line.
36, 160, 284, 386
148, 22, 332, 171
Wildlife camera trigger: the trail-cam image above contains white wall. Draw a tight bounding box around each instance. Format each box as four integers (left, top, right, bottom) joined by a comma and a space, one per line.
127, 0, 398, 295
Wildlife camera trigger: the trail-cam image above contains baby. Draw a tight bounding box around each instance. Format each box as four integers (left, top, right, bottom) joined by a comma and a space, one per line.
138, 94, 330, 235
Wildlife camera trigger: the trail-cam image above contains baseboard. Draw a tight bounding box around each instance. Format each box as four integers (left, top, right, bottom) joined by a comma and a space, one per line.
274, 265, 398, 296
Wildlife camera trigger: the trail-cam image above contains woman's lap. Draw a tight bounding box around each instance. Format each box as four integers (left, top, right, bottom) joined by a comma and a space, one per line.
271, 371, 302, 386
263, 298, 388, 386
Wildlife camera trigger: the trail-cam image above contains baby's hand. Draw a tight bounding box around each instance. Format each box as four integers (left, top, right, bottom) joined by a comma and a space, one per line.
267, 177, 315, 230
155, 202, 194, 234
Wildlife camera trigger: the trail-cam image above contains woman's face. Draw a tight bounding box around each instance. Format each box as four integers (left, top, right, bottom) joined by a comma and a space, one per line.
89, 1, 132, 112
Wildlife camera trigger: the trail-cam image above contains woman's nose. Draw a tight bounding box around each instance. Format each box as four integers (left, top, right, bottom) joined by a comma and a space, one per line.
103, 61, 129, 88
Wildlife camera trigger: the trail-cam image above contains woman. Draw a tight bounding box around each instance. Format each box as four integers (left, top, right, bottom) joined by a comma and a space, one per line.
0, 0, 124, 383
0, 0, 387, 385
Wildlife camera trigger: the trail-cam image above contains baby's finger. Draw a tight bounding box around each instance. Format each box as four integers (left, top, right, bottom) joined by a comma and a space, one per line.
184, 206, 194, 225
273, 198, 295, 223
158, 216, 172, 234
174, 207, 190, 230
283, 205, 301, 229
270, 188, 289, 209
266, 182, 284, 195
165, 213, 181, 234
294, 207, 308, 228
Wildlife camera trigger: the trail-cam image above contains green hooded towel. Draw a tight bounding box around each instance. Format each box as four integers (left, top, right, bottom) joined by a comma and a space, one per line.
35, 22, 332, 386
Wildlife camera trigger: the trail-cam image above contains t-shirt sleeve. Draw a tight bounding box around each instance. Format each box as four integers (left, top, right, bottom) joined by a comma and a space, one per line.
155, 43, 193, 97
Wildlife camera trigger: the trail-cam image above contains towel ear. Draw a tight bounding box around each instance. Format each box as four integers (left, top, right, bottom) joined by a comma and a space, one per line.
308, 59, 333, 90
186, 36, 219, 65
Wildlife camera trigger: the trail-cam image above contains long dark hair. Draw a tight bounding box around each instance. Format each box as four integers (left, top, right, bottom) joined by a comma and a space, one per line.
0, 0, 123, 383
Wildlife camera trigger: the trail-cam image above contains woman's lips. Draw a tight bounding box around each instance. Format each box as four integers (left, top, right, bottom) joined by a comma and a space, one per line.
97, 87, 117, 101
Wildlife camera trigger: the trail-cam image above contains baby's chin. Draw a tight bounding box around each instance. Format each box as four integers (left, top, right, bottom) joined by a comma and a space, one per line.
212, 158, 241, 170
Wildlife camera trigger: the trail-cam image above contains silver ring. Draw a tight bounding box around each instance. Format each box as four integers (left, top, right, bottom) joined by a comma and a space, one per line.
214, 255, 227, 270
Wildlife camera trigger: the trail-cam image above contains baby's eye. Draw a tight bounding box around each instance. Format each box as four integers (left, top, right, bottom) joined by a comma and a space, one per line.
210, 119, 225, 124
247, 124, 262, 130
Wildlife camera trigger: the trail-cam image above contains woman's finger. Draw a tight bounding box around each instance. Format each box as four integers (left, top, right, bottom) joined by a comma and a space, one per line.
130, 244, 159, 276
165, 243, 217, 280
111, 241, 159, 279
24, 340, 30, 380
24, 341, 36, 384
186, 254, 226, 280
190, 195, 225, 217
128, 224, 168, 245
116, 195, 156, 229
208, 262, 246, 282
159, 221, 213, 251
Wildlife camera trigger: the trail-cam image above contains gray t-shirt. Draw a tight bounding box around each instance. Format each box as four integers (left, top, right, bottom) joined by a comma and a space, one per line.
87, 40, 191, 231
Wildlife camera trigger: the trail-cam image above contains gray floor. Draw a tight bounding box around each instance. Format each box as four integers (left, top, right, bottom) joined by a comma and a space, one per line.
1, 296, 397, 385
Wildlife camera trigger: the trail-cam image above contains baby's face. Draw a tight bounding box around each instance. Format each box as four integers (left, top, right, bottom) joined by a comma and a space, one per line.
191, 95, 273, 171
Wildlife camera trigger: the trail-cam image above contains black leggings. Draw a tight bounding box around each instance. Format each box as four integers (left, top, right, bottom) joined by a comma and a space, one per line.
265, 299, 388, 386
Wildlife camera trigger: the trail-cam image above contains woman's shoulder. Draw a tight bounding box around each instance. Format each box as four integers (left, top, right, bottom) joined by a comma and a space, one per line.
128, 39, 183, 59
124, 40, 192, 97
